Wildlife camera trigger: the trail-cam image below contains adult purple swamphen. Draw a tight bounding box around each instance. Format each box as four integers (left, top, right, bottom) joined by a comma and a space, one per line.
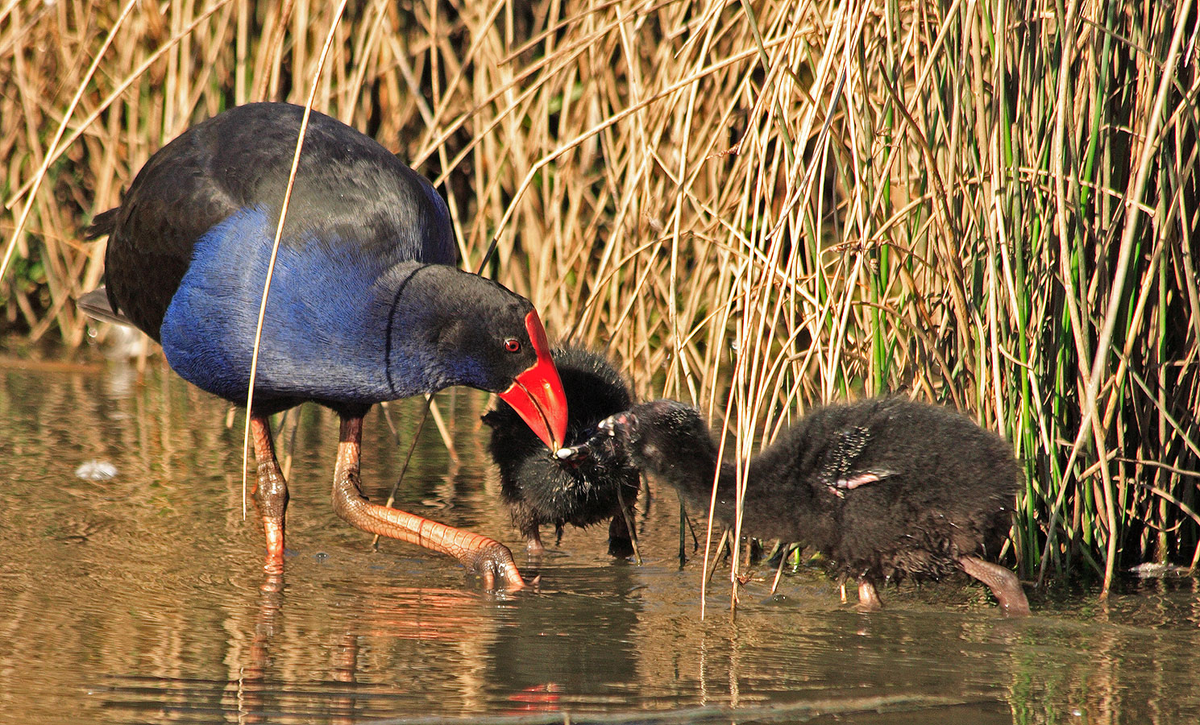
79, 102, 567, 589
561, 398, 1030, 614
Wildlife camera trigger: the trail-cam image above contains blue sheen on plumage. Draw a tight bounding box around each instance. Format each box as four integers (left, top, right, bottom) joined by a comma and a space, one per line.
160, 206, 453, 406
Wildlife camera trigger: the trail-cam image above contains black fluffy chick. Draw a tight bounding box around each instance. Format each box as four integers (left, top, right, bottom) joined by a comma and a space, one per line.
484, 347, 640, 556
565, 397, 1029, 614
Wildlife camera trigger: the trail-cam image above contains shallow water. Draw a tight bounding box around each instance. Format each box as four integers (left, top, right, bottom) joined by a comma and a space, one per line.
2, 356, 1199, 725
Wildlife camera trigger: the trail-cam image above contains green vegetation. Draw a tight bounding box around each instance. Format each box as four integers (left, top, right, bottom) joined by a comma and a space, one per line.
1, 0, 1196, 596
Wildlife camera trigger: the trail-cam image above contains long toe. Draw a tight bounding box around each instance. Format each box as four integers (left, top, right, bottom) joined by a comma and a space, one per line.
469, 542, 525, 591
333, 414, 527, 590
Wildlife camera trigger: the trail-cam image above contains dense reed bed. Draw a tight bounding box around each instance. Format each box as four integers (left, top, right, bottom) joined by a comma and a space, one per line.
1, 0, 1197, 595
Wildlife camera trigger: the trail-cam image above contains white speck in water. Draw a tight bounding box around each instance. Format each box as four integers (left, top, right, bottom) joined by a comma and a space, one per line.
75, 460, 118, 481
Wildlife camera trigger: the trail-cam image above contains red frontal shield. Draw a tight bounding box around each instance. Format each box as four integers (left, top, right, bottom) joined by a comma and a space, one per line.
497, 311, 568, 449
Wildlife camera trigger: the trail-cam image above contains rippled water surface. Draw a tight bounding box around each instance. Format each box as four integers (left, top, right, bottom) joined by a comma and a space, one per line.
2, 356, 1199, 724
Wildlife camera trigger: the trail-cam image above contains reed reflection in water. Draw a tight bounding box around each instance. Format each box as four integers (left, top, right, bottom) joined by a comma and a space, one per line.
1, 357, 1199, 724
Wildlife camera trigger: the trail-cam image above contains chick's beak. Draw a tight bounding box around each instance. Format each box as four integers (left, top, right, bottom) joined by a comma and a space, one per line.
498, 311, 568, 449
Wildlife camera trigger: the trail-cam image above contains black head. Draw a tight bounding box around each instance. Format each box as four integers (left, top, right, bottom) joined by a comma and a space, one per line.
559, 399, 714, 476
391, 266, 567, 448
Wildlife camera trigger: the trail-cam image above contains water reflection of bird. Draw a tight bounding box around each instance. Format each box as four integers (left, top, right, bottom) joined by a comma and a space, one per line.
78, 102, 567, 588
484, 347, 639, 556
566, 398, 1030, 614
487, 560, 643, 711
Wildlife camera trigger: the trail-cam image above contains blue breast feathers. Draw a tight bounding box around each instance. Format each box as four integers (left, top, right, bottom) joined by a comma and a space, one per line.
159, 207, 444, 406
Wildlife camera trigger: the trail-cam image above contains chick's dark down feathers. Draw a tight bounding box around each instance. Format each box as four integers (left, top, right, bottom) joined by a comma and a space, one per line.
484, 347, 640, 554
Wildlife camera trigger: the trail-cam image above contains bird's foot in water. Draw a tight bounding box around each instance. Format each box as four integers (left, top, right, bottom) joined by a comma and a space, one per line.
261, 517, 286, 574
607, 535, 635, 559
855, 579, 883, 611
957, 556, 1031, 616
463, 540, 526, 591
525, 535, 547, 555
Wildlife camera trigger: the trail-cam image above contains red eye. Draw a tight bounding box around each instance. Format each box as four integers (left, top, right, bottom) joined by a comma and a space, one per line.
504, 338, 521, 353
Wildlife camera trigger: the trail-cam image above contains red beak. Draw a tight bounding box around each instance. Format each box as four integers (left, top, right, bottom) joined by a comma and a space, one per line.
497, 311, 568, 450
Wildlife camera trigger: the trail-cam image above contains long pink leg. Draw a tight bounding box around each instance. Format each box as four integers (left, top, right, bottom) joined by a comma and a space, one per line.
331, 415, 524, 590
958, 556, 1030, 616
249, 413, 288, 571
